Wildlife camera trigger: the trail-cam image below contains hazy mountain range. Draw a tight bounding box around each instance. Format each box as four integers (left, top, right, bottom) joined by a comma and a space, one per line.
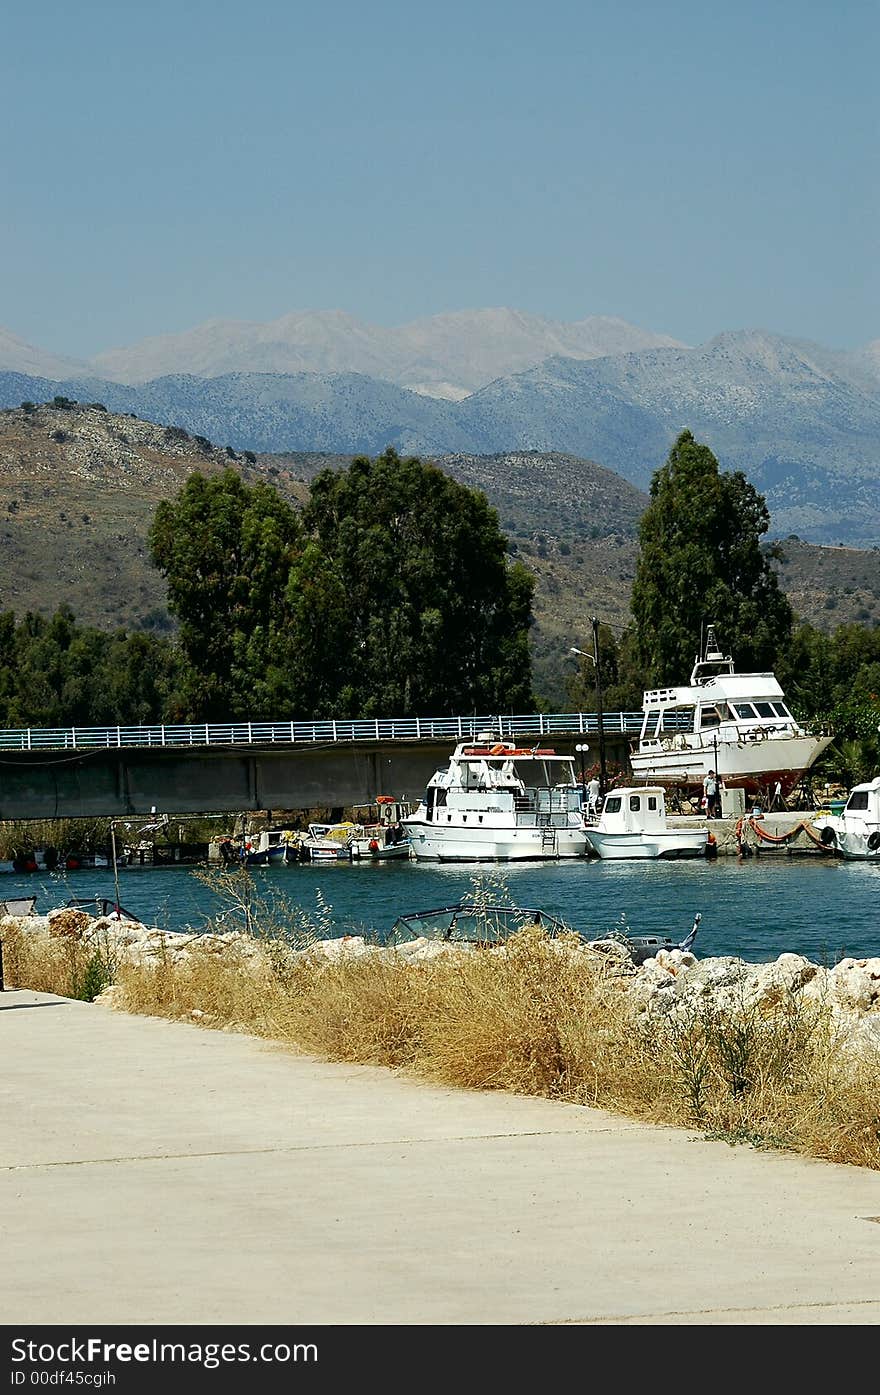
0, 309, 682, 398
1, 312, 879, 545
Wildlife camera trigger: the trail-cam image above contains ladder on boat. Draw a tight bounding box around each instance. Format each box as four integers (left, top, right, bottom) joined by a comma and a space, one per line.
540, 823, 557, 854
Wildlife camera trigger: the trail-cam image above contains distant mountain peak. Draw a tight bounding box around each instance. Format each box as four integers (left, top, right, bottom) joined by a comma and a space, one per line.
84, 307, 684, 393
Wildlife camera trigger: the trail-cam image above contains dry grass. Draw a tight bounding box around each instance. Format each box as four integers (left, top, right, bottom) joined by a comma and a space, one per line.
5, 918, 879, 1171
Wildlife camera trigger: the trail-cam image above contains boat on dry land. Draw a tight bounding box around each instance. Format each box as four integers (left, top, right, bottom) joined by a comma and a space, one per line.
629, 624, 832, 799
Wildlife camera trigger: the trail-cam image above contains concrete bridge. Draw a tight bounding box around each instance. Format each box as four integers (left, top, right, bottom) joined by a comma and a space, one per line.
0, 713, 640, 820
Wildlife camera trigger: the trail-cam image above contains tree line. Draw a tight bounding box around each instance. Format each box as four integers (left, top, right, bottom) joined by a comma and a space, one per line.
0, 433, 877, 778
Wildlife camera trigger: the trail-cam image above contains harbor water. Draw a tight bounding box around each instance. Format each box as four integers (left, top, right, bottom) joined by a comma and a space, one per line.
3, 854, 879, 964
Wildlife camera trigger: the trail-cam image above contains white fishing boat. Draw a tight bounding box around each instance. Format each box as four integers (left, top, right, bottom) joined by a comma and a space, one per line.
583, 786, 708, 860
629, 624, 832, 797
402, 734, 590, 862
348, 798, 413, 861
300, 821, 364, 862
811, 777, 880, 859
253, 828, 301, 864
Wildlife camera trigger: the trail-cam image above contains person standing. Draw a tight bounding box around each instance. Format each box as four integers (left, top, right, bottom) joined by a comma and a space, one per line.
703, 769, 719, 818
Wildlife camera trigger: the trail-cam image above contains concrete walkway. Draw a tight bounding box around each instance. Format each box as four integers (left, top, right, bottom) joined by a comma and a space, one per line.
2, 988, 879, 1326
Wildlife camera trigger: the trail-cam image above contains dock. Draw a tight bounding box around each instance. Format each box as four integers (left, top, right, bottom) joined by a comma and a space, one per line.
669, 810, 833, 857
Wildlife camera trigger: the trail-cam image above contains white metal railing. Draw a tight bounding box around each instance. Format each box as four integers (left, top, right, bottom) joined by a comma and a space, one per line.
0, 711, 647, 753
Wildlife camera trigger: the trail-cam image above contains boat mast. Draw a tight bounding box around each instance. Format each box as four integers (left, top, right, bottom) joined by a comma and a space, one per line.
592, 616, 608, 796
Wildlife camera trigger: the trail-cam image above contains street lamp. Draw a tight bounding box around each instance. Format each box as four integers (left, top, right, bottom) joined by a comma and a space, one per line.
574, 742, 590, 787
571, 616, 608, 794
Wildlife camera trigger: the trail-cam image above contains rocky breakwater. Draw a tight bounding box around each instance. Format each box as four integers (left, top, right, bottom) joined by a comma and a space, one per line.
2, 906, 879, 1060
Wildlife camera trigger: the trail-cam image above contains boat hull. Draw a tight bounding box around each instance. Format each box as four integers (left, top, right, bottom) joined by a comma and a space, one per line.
349, 841, 412, 861
404, 821, 590, 861
810, 815, 880, 860
629, 733, 832, 795
585, 830, 708, 860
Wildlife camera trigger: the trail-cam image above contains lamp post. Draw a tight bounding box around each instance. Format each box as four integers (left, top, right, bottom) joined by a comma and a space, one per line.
575, 742, 589, 790
570, 615, 608, 795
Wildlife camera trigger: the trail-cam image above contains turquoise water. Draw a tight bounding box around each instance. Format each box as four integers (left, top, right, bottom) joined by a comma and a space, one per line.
4, 854, 879, 964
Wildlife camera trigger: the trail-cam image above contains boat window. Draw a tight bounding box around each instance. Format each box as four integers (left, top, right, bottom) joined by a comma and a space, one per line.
846, 791, 869, 810
647, 796, 657, 811
435, 788, 447, 807
604, 796, 622, 813
734, 703, 758, 719
666, 707, 695, 732
755, 702, 776, 718
629, 796, 641, 811
699, 705, 722, 729
772, 703, 791, 719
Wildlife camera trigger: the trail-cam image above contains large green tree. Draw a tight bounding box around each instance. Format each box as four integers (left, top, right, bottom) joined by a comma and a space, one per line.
148, 470, 303, 718
630, 430, 793, 684
0, 606, 179, 727
148, 453, 535, 720
302, 449, 535, 714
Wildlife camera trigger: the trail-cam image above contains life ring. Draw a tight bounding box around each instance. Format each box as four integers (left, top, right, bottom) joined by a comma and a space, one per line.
820, 826, 837, 847
867, 832, 880, 851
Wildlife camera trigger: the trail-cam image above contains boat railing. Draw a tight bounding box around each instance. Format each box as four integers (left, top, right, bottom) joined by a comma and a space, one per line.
0, 711, 646, 753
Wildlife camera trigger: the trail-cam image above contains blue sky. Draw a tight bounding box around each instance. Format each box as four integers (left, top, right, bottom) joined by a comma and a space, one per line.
2, 0, 877, 357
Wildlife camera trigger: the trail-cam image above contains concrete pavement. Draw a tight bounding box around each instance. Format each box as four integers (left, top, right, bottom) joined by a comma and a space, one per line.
2, 988, 879, 1325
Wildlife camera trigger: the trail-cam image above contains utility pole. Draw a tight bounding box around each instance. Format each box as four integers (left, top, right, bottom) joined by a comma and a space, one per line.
592, 616, 608, 796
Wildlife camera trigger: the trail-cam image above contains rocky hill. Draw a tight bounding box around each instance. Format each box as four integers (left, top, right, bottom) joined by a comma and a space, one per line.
0, 402, 877, 706
0, 401, 307, 632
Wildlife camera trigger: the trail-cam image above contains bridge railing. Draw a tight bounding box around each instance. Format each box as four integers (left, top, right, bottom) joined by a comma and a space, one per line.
0, 711, 653, 753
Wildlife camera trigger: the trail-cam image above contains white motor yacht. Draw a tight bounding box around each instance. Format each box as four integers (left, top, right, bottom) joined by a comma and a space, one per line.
403, 734, 590, 861
629, 624, 832, 797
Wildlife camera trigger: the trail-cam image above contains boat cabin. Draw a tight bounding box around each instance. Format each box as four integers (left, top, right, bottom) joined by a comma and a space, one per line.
837, 777, 880, 836
638, 624, 800, 744
421, 738, 582, 821
594, 787, 670, 833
